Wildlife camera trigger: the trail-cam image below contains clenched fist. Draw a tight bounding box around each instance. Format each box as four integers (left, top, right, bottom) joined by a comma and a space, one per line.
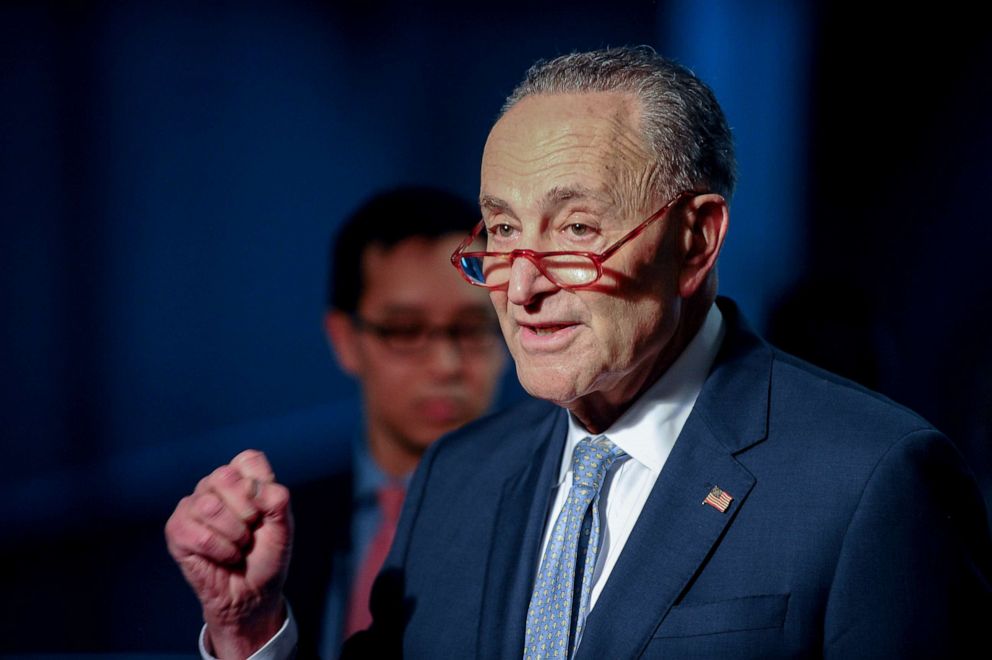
165, 449, 294, 658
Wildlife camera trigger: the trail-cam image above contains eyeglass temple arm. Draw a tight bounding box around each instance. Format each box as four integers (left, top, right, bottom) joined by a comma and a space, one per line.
451, 220, 487, 263
596, 190, 699, 261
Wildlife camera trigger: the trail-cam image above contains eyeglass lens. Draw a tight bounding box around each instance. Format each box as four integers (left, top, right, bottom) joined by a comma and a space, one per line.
457, 253, 598, 287
363, 319, 499, 353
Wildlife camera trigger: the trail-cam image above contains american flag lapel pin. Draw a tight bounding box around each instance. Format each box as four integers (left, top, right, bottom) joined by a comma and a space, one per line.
703, 485, 733, 513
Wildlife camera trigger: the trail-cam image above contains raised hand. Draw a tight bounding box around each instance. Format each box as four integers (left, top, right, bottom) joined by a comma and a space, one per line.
165, 449, 294, 658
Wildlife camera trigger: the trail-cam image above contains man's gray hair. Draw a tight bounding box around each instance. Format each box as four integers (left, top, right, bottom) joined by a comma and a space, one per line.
502, 46, 736, 201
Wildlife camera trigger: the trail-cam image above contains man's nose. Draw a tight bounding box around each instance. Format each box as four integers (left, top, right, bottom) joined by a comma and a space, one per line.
424, 331, 464, 376
506, 254, 559, 306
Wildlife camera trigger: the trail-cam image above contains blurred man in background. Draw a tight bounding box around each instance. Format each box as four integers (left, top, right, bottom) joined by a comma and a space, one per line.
284, 186, 506, 657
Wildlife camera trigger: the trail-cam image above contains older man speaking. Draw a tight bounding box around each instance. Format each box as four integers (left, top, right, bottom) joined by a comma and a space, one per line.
166, 47, 990, 659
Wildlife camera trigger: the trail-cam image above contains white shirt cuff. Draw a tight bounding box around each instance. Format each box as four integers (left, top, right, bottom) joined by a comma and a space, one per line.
198, 603, 298, 660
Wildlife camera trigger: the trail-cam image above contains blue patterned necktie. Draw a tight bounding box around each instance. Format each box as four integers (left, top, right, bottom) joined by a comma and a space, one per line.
524, 436, 626, 659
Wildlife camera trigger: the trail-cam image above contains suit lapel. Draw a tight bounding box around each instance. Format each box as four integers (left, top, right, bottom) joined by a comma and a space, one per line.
476, 406, 569, 660
576, 414, 756, 658
577, 298, 772, 658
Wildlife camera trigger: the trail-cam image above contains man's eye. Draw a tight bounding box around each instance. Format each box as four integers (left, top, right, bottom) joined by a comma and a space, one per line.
380, 325, 424, 340
566, 223, 593, 237
488, 223, 515, 238
452, 323, 494, 338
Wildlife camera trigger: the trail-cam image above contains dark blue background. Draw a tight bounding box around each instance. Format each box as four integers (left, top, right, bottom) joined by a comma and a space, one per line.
2, 1, 990, 654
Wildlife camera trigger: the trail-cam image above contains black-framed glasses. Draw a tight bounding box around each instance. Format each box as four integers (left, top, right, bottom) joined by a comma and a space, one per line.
352, 316, 501, 354
450, 190, 702, 289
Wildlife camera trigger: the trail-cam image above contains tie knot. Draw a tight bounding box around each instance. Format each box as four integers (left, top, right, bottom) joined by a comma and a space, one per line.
377, 483, 406, 523
570, 436, 625, 492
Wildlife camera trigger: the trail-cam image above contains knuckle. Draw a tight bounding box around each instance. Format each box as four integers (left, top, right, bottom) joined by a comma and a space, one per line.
211, 465, 242, 488
268, 483, 291, 510
165, 497, 192, 536
195, 528, 230, 560
235, 448, 264, 463
234, 449, 275, 480
165, 517, 199, 559
195, 527, 216, 552
195, 493, 224, 519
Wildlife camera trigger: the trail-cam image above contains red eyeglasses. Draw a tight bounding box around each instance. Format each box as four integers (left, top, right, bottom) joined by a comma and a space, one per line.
450, 190, 700, 289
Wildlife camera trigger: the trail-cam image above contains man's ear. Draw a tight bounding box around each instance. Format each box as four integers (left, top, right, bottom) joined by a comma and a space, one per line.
678, 193, 729, 298
324, 310, 362, 376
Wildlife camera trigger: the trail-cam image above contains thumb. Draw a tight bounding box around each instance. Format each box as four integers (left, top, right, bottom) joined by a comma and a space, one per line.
232, 449, 276, 484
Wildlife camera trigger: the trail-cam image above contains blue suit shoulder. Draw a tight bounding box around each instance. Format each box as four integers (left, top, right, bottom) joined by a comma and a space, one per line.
771, 344, 934, 434
766, 345, 944, 459
708, 298, 948, 466
758, 351, 992, 656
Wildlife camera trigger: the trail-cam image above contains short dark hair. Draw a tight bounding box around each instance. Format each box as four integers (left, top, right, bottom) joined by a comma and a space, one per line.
327, 186, 479, 313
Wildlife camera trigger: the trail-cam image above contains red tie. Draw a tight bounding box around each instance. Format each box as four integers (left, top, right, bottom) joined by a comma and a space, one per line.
344, 483, 406, 637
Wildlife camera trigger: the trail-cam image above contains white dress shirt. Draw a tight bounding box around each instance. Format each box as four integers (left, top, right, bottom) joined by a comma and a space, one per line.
537, 302, 725, 623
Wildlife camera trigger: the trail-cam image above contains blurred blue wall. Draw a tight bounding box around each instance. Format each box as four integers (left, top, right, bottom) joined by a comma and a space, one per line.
662, 0, 811, 326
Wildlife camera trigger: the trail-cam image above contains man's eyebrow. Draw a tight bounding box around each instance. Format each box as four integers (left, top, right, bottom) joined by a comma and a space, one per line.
374, 304, 435, 317
544, 185, 596, 205
479, 195, 512, 215
480, 186, 600, 216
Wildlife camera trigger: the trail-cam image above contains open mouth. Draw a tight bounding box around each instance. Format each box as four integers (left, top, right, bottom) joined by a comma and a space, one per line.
530, 324, 573, 336
517, 322, 580, 350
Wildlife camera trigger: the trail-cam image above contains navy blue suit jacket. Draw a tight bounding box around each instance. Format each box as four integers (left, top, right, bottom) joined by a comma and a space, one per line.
343, 299, 991, 658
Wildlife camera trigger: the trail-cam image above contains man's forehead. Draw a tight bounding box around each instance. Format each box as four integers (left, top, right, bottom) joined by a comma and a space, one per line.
485, 93, 641, 156
359, 233, 491, 311
362, 233, 463, 262
480, 92, 656, 216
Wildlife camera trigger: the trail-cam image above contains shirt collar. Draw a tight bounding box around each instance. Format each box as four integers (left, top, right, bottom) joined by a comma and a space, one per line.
561, 302, 726, 482
352, 429, 410, 503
